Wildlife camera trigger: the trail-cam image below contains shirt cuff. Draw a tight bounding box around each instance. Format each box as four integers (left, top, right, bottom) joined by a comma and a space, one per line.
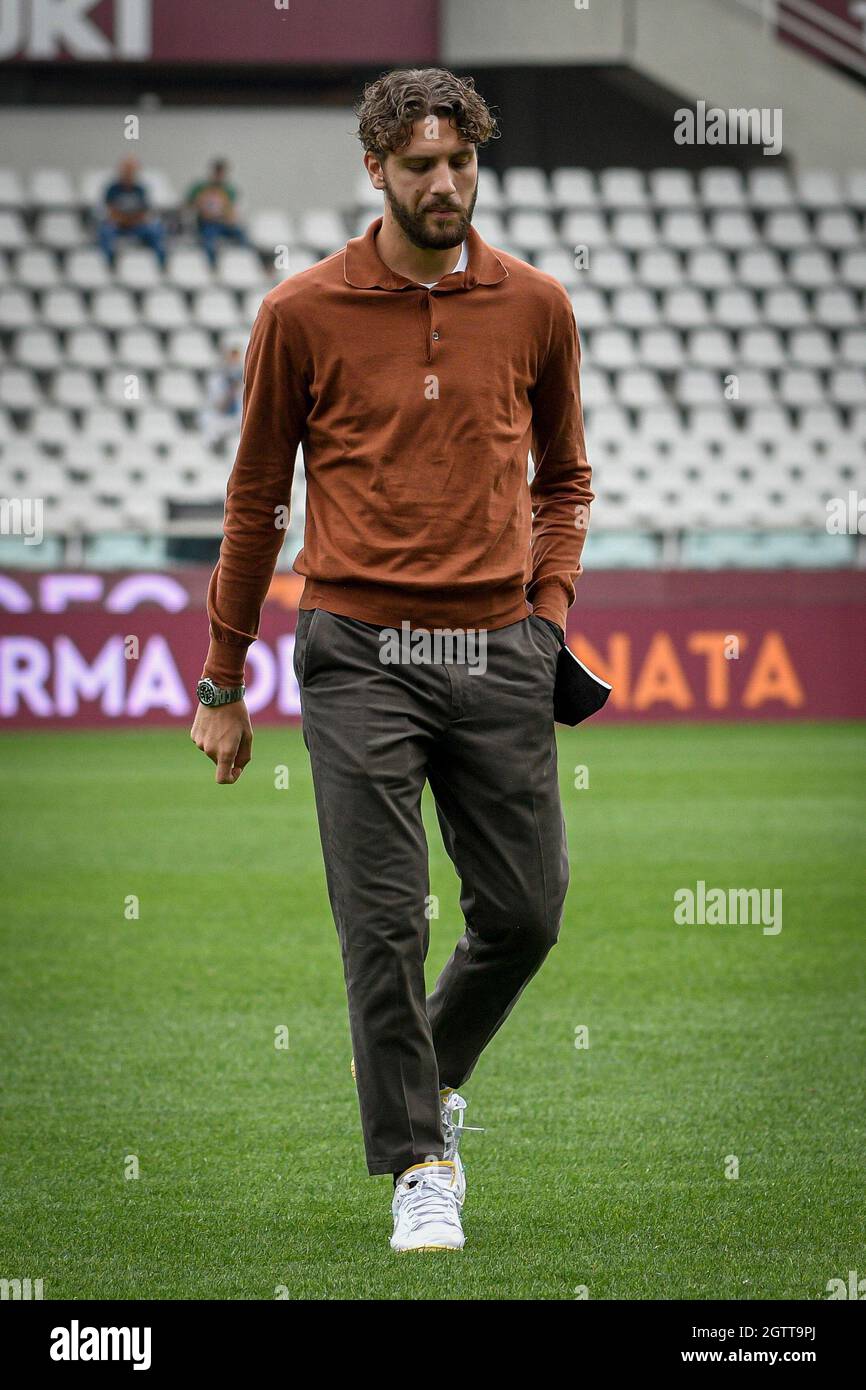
201, 635, 247, 687
530, 584, 568, 636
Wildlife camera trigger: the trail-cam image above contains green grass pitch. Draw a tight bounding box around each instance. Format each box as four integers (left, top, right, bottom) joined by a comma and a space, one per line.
1, 721, 863, 1300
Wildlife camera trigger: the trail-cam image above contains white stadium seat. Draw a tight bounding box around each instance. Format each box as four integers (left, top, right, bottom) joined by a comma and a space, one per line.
15, 248, 61, 290
92, 288, 138, 331
15, 327, 63, 371
167, 328, 219, 370
550, 169, 597, 212
142, 287, 189, 331
503, 167, 551, 211
0, 211, 28, 251
65, 248, 113, 290
166, 248, 213, 291
29, 169, 78, 209
116, 328, 163, 370
66, 328, 113, 369
34, 211, 83, 250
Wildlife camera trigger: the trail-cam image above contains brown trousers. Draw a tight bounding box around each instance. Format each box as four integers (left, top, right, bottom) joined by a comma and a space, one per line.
293, 606, 570, 1176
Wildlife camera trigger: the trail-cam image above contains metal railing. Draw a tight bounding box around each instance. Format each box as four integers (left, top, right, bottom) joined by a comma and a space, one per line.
723, 0, 866, 79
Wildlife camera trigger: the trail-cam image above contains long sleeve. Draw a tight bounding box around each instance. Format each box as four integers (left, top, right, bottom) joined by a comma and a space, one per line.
525, 290, 594, 632
201, 301, 308, 684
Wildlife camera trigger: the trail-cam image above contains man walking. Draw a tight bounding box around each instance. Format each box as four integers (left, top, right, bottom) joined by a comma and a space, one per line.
191, 68, 593, 1252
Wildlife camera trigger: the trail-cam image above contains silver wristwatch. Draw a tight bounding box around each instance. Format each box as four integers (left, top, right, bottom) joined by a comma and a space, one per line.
196, 677, 246, 707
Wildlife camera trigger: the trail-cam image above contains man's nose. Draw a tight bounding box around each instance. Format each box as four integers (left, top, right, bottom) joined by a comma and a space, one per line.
428, 165, 458, 198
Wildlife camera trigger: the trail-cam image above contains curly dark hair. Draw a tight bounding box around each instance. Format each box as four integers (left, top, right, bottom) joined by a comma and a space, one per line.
356, 67, 499, 158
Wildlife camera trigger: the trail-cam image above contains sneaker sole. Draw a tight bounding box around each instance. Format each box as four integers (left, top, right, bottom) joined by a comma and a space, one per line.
393, 1244, 464, 1253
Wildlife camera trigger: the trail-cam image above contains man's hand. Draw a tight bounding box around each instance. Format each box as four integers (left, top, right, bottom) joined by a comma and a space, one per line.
190, 699, 253, 784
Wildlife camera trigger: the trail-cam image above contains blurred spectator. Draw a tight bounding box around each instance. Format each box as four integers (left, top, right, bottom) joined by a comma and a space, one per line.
184, 159, 248, 266
200, 344, 244, 446
97, 157, 166, 268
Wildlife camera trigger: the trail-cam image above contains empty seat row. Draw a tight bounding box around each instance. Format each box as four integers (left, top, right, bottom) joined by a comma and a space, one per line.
355, 166, 866, 212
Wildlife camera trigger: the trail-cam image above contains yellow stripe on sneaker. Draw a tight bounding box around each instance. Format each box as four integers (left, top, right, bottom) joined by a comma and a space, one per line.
397, 1159, 456, 1182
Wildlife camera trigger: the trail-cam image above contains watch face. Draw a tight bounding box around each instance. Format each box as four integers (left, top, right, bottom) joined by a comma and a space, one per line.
197, 679, 216, 706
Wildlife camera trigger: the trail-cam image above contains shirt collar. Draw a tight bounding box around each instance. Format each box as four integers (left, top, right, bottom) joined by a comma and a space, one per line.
344, 215, 508, 291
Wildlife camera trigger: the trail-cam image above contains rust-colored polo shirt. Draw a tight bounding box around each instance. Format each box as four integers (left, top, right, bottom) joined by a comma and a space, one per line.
202, 215, 593, 685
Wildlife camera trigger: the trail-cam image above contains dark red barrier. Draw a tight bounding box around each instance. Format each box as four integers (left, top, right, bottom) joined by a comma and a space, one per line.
0, 569, 863, 727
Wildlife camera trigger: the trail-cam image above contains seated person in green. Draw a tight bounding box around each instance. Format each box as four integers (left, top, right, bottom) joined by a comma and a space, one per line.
184, 159, 249, 266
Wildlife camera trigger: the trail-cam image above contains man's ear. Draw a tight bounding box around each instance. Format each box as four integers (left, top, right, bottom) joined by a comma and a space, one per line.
363, 151, 386, 192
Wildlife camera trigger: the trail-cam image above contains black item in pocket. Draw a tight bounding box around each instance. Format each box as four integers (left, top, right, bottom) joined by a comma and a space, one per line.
553, 642, 612, 725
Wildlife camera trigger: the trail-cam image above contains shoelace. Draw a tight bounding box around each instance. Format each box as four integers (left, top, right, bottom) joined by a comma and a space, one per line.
441, 1091, 485, 1159
399, 1174, 461, 1230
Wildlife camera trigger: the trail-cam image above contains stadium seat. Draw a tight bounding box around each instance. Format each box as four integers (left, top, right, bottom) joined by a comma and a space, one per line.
815, 209, 860, 249
0, 211, 28, 251
15, 248, 62, 290
34, 211, 83, 250
92, 287, 138, 331
166, 248, 212, 291
0, 169, 25, 207
788, 328, 835, 368
0, 367, 42, 409
29, 169, 78, 208
840, 330, 866, 366
216, 246, 266, 290
194, 288, 239, 331
647, 169, 695, 209
686, 326, 733, 369
549, 169, 597, 212
636, 247, 681, 289
796, 169, 842, 209
610, 212, 656, 251
570, 288, 609, 330
739, 328, 785, 369
599, 169, 647, 209
166, 328, 219, 370
560, 210, 608, 250
116, 249, 164, 290
534, 248, 579, 288
698, 168, 745, 208
746, 168, 793, 209
53, 368, 100, 410
709, 210, 759, 249
142, 287, 189, 331
788, 247, 836, 288
15, 327, 63, 371
475, 167, 504, 212
686, 247, 732, 290
611, 288, 658, 329
659, 211, 705, 250
587, 247, 633, 289
116, 328, 163, 370
763, 288, 811, 328
65, 247, 113, 290
506, 211, 558, 253
735, 247, 785, 288
80, 408, 132, 448
155, 369, 202, 411
249, 209, 295, 253
815, 288, 859, 327
840, 249, 866, 287
636, 327, 685, 371
503, 167, 551, 210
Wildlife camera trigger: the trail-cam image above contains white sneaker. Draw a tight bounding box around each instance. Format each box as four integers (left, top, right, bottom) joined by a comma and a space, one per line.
351, 1058, 482, 1210
390, 1161, 465, 1252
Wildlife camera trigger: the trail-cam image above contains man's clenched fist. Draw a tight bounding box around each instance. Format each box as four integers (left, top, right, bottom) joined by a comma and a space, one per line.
191, 700, 253, 783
